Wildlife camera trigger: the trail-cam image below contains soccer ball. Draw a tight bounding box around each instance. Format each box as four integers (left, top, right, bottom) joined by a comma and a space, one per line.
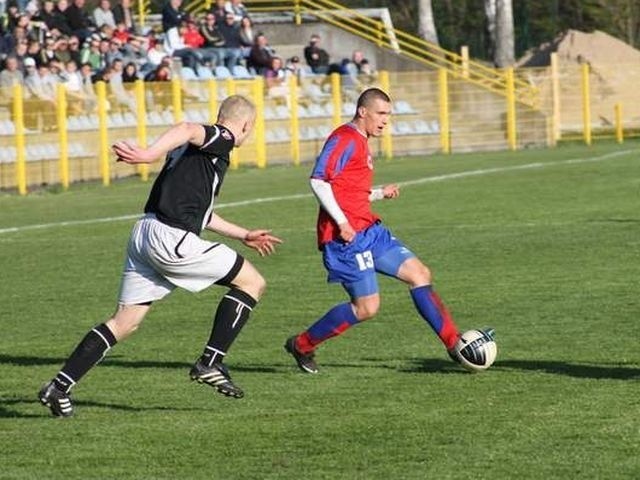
452, 329, 497, 372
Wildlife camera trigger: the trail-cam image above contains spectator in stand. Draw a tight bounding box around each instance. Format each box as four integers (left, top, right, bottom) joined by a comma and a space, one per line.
78, 61, 97, 109
112, 0, 135, 34
217, 10, 242, 70
4, 6, 21, 33
224, 0, 248, 23
67, 34, 81, 64
62, 59, 86, 113
106, 36, 124, 64
247, 32, 274, 75
112, 22, 130, 43
121, 36, 148, 70
24, 60, 58, 129
108, 57, 136, 111
183, 17, 204, 49
163, 20, 201, 72
93, 0, 116, 29
0, 55, 24, 87
284, 55, 305, 82
263, 55, 288, 104
26, 39, 42, 66
64, 0, 96, 42
80, 34, 104, 71
209, 0, 227, 25
350, 49, 369, 73
145, 39, 168, 72
38, 0, 71, 35
121, 60, 138, 83
200, 12, 225, 67
12, 39, 29, 66
161, 0, 185, 33
39, 34, 57, 64
53, 0, 73, 35
238, 15, 253, 59
53, 35, 72, 63
303, 33, 329, 74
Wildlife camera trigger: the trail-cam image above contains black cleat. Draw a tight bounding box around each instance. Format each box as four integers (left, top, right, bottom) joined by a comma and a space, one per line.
284, 336, 318, 374
190, 361, 244, 399
38, 382, 74, 417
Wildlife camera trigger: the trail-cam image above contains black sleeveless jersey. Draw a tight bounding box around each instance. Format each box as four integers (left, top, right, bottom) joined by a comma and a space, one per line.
144, 124, 235, 235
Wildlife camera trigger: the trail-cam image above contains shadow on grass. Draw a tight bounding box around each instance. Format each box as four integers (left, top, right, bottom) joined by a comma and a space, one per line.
399, 357, 640, 380
0, 354, 278, 373
496, 359, 640, 380
0, 397, 219, 419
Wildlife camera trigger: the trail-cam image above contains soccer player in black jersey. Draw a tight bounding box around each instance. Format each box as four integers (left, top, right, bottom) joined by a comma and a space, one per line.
38, 95, 282, 417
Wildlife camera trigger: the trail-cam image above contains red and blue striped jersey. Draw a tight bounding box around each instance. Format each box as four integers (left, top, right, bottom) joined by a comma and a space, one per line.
310, 123, 380, 246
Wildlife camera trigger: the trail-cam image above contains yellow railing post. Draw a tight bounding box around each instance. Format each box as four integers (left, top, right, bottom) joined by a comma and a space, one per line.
550, 52, 560, 143
331, 73, 342, 128
56, 84, 69, 189
505, 67, 517, 151
226, 77, 236, 96
96, 81, 110, 186
378, 70, 393, 159
376, 21, 383, 47
135, 79, 149, 181
171, 77, 183, 122
208, 78, 218, 123
294, 0, 301, 25
438, 69, 450, 154
581, 63, 591, 146
460, 45, 469, 79
13, 84, 27, 195
614, 103, 623, 144
252, 77, 266, 168
289, 75, 300, 166
138, 0, 145, 34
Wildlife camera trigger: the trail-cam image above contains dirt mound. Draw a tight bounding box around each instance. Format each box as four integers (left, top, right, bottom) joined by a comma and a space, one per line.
516, 29, 640, 67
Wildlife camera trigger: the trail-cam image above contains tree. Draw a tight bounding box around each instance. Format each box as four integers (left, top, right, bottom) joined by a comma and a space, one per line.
494, 0, 515, 66
417, 0, 439, 45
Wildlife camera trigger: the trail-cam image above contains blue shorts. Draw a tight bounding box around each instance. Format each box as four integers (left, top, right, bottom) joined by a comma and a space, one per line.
322, 222, 416, 298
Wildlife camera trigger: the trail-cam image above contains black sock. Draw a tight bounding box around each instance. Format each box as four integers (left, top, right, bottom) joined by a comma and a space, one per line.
199, 288, 257, 366
53, 323, 117, 393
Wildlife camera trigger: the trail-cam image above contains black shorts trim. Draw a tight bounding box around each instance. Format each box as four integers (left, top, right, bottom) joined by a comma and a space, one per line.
174, 231, 189, 259
215, 254, 245, 287
202, 243, 221, 254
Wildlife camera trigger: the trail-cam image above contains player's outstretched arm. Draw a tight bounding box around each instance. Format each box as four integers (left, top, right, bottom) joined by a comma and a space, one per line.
112, 122, 206, 164
369, 184, 400, 201
205, 213, 283, 256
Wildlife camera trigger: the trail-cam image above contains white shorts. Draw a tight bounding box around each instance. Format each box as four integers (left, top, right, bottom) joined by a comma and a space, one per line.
118, 214, 242, 305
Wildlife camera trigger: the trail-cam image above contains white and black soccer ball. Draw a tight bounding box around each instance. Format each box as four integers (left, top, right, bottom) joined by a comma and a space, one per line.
452, 329, 497, 372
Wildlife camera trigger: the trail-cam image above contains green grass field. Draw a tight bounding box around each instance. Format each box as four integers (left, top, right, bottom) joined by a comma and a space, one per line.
1, 143, 638, 479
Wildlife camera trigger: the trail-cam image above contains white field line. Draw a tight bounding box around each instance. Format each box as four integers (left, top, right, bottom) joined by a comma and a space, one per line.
0, 148, 636, 235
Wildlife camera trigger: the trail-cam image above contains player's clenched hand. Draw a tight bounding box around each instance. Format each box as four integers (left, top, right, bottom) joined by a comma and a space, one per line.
112, 141, 156, 164
243, 230, 283, 256
382, 184, 400, 199
338, 222, 356, 243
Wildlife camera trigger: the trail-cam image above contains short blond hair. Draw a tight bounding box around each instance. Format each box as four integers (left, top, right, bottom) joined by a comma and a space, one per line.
217, 95, 256, 123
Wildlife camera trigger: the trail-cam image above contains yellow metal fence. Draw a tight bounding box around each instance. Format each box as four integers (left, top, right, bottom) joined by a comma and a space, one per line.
1, 64, 638, 194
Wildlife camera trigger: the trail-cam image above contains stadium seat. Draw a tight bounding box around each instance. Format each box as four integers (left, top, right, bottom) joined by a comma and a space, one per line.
275, 105, 290, 119
180, 66, 198, 80
214, 66, 232, 79
232, 65, 253, 79
196, 65, 214, 79
394, 100, 416, 114
413, 120, 432, 134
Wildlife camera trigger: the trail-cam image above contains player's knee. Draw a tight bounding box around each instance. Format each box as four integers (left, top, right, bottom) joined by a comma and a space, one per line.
354, 299, 380, 321
400, 261, 433, 288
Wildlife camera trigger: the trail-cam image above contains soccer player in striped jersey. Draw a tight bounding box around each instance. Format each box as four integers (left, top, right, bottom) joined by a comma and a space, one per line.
39, 95, 282, 417
285, 88, 466, 374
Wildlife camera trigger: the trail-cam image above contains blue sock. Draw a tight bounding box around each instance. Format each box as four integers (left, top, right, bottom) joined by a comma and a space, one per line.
410, 285, 460, 349
298, 303, 359, 352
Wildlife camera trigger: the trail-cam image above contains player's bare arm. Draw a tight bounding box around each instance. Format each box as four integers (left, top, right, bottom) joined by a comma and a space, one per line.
206, 213, 283, 256
112, 122, 206, 164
